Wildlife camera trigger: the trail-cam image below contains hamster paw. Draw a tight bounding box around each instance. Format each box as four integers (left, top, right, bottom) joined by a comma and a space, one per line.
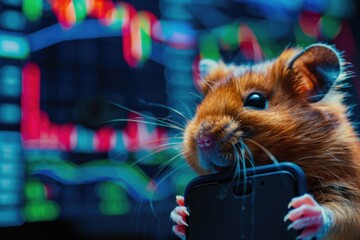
284, 193, 333, 240
170, 195, 189, 239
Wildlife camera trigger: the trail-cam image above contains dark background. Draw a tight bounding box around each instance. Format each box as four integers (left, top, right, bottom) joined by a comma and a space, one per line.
0, 0, 359, 239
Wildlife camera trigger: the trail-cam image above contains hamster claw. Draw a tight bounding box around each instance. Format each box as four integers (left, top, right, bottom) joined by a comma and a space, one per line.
170, 206, 189, 226
171, 195, 189, 239
172, 225, 186, 240
176, 195, 185, 206
286, 194, 333, 240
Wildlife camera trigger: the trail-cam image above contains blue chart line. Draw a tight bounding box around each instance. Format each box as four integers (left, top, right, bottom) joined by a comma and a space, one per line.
26, 19, 164, 64
27, 20, 122, 52
28, 159, 175, 201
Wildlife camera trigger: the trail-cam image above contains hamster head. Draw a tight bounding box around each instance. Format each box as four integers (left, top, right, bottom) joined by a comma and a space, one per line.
183, 44, 356, 177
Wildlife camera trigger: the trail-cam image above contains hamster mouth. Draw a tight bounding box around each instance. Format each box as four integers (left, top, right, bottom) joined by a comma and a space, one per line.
194, 117, 252, 174
210, 162, 234, 173
212, 164, 230, 173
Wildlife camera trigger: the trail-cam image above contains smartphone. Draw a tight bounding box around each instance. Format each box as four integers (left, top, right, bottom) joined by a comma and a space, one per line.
184, 162, 307, 240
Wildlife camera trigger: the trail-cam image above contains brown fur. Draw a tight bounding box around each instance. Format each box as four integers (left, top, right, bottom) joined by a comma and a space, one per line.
182, 47, 360, 239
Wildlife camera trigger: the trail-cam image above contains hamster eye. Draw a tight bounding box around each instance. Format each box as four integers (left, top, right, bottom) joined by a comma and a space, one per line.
244, 93, 268, 110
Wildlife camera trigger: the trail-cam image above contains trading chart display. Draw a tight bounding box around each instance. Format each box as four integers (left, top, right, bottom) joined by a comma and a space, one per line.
0, 0, 359, 239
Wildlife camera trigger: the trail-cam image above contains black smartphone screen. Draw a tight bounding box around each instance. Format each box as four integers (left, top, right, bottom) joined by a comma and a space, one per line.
185, 163, 307, 240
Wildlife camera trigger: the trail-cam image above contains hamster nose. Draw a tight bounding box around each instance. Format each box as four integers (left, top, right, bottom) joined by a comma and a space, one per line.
196, 134, 214, 149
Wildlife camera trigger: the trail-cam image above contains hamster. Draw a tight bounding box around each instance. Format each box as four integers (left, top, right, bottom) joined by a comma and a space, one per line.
170, 44, 360, 240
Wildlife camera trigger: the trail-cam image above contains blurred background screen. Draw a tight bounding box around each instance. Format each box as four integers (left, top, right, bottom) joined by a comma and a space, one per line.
0, 0, 359, 239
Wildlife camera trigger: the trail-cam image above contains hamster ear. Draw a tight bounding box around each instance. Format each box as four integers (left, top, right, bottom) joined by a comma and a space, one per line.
198, 59, 230, 95
288, 44, 341, 102
199, 59, 218, 79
